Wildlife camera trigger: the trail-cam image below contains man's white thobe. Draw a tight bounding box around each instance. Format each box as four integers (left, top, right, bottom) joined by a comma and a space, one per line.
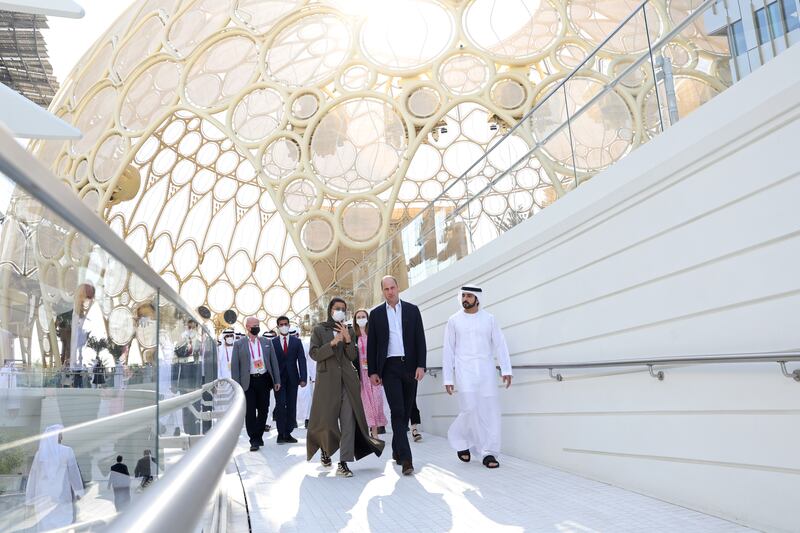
217, 343, 233, 380
442, 309, 512, 459
295, 339, 315, 423
25, 429, 84, 531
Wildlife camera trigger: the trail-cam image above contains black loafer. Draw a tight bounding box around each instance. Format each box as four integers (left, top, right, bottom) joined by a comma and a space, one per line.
285, 434, 298, 443
249, 445, 259, 452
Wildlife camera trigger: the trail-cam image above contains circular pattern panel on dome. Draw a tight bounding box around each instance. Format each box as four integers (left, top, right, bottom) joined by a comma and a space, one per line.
310, 98, 406, 193
291, 93, 320, 120
283, 177, 318, 216
166, 0, 234, 58
108, 306, 136, 345
265, 13, 351, 87
185, 35, 259, 109
490, 79, 526, 110
301, 217, 333, 253
120, 60, 181, 133
71, 85, 116, 156
438, 53, 491, 96
463, 0, 562, 61
407, 86, 441, 119
232, 87, 285, 142
233, 0, 303, 34
261, 135, 301, 181
342, 200, 382, 243
359, 0, 454, 71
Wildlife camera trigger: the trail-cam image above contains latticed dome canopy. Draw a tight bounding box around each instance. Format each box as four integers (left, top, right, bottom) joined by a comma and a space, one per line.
30, 0, 727, 328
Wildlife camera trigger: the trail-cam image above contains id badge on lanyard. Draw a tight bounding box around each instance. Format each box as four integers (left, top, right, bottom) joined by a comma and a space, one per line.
250, 341, 264, 370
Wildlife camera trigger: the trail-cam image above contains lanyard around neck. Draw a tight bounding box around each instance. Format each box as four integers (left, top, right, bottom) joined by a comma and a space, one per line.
248, 339, 262, 360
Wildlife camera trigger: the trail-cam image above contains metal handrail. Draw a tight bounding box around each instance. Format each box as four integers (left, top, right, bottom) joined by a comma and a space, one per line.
0, 125, 205, 328
104, 378, 245, 532
426, 351, 800, 382
0, 380, 215, 455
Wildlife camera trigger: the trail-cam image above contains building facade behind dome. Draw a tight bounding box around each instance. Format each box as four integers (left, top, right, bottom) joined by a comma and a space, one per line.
28, 0, 729, 333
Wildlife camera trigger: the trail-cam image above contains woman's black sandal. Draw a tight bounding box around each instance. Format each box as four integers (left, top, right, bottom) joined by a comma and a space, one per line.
457, 450, 471, 462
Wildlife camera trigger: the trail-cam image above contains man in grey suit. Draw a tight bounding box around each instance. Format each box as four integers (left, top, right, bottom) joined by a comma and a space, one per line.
231, 316, 281, 451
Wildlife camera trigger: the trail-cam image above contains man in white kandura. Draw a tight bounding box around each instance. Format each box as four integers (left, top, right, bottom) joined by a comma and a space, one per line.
443, 285, 512, 469
25, 424, 85, 530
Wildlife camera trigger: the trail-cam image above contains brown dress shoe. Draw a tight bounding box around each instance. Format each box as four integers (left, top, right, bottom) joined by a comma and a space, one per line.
401, 460, 414, 476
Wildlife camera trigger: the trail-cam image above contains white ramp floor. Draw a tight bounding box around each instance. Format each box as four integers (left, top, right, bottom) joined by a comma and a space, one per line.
233, 427, 751, 533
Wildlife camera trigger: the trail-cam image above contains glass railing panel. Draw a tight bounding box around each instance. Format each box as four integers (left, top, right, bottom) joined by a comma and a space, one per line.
295, 0, 745, 319
0, 168, 161, 530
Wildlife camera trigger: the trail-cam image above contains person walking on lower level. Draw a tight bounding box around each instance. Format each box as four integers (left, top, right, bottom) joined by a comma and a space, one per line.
443, 285, 512, 469
307, 298, 384, 477
134, 449, 154, 490
108, 455, 130, 511
231, 317, 281, 451
367, 275, 427, 476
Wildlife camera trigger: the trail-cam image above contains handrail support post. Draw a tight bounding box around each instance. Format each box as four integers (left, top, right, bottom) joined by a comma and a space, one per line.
548, 368, 563, 382
779, 361, 800, 382
648, 365, 664, 381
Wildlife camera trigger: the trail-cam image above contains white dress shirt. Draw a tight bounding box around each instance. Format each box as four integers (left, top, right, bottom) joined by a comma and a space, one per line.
386, 301, 405, 357
248, 338, 266, 375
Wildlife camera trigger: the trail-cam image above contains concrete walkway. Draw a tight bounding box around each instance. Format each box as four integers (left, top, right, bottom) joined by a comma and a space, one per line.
232, 427, 751, 533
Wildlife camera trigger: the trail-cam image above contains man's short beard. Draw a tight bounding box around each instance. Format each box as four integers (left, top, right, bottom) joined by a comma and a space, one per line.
462, 299, 478, 309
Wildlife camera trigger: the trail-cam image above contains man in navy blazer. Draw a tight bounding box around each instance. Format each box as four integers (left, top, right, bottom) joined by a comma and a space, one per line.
272, 315, 307, 444
367, 275, 427, 475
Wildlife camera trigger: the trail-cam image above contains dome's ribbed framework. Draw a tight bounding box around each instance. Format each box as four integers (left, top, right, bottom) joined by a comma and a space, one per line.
30, 0, 729, 329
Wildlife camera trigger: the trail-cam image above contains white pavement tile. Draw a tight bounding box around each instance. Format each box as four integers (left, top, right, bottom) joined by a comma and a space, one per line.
232, 427, 753, 533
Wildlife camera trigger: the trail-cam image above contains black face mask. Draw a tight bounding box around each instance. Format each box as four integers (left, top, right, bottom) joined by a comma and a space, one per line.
249, 326, 260, 336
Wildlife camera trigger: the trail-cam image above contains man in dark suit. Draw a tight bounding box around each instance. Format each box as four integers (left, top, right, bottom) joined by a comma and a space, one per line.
367, 275, 427, 476
231, 317, 281, 451
271, 315, 308, 444
108, 455, 130, 511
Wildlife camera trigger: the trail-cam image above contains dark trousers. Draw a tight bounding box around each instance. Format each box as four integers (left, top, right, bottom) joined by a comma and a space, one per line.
244, 374, 270, 445
382, 357, 417, 462
275, 380, 298, 437
410, 399, 421, 425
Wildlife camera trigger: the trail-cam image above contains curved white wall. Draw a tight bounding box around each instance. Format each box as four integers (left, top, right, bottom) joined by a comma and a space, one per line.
407, 44, 800, 532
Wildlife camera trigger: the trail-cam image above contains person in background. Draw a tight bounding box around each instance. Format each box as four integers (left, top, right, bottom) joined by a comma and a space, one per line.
91, 356, 105, 389
353, 309, 387, 440
307, 298, 384, 477
108, 455, 131, 511
25, 424, 84, 531
231, 317, 281, 451
134, 449, 154, 490
218, 328, 234, 380
272, 316, 307, 444
295, 328, 315, 429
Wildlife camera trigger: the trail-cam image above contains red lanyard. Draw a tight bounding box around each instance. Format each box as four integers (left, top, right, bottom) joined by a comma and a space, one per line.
358, 336, 366, 357
248, 339, 262, 361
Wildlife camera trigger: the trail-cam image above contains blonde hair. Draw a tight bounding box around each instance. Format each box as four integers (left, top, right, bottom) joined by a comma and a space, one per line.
353, 309, 369, 338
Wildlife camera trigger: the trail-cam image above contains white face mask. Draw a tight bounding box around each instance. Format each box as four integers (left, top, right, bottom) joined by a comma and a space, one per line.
356, 318, 368, 328
332, 309, 346, 323
224, 337, 233, 346
278, 326, 290, 335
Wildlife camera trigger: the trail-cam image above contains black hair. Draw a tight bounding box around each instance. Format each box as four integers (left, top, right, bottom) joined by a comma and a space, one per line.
327, 297, 347, 319
276, 315, 290, 326
116, 455, 123, 462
